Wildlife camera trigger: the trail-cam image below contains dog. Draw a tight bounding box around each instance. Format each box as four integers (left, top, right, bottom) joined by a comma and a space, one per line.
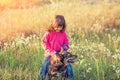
46, 51, 77, 80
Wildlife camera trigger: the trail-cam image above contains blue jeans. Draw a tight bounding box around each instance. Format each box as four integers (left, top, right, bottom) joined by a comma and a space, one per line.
38, 57, 50, 80
38, 57, 74, 80
66, 63, 74, 80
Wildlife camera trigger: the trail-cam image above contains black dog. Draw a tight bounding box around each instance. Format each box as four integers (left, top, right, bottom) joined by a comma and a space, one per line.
44, 52, 77, 80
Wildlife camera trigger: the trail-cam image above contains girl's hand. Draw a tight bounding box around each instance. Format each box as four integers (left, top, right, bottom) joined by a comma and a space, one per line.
44, 51, 56, 57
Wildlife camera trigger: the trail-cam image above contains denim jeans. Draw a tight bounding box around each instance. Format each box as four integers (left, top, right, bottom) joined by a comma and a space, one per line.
38, 57, 50, 80
66, 63, 74, 80
38, 57, 74, 80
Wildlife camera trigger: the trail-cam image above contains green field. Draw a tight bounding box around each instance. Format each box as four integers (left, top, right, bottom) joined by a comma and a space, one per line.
0, 0, 120, 80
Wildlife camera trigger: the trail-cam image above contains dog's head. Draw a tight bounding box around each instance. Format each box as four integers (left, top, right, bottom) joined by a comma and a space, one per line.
62, 52, 77, 63
47, 52, 77, 78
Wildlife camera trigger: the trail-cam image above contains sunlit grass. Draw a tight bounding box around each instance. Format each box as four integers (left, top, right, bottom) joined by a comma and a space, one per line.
0, 30, 120, 80
0, 1, 120, 41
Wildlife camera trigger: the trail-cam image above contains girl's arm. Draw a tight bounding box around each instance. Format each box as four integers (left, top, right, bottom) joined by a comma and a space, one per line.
62, 32, 69, 51
41, 32, 56, 56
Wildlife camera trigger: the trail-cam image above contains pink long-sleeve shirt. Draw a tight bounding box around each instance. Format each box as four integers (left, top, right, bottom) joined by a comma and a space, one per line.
41, 31, 69, 57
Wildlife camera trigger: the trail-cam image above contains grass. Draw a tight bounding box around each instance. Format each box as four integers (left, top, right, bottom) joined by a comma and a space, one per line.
0, 0, 120, 80
0, 30, 120, 80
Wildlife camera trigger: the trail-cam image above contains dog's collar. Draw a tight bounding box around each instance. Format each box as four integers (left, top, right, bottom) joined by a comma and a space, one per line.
55, 50, 61, 53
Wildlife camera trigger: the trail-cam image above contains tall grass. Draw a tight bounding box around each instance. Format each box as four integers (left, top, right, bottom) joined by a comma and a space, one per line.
0, 29, 120, 80
0, 0, 120, 40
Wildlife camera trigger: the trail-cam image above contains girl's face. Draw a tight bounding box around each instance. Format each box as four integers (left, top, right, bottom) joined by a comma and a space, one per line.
54, 26, 63, 32
53, 18, 63, 32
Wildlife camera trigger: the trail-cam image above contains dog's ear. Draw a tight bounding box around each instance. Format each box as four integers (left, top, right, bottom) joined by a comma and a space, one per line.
59, 47, 66, 54
61, 47, 64, 52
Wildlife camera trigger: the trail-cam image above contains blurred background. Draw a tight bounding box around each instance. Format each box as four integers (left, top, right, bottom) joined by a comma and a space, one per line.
0, 0, 120, 41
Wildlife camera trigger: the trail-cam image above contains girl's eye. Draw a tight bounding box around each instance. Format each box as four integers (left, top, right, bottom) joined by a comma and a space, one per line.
58, 26, 63, 28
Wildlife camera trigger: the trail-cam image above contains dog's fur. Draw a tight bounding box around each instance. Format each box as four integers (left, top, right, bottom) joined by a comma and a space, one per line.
45, 52, 77, 80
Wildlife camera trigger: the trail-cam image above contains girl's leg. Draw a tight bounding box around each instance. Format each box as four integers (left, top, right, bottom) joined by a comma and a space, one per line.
38, 57, 50, 80
66, 63, 74, 80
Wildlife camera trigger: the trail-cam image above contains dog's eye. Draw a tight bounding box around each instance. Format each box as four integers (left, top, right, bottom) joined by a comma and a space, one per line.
67, 54, 71, 56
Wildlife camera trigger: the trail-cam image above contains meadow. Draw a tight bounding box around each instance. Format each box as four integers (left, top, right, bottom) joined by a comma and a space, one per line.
0, 0, 120, 80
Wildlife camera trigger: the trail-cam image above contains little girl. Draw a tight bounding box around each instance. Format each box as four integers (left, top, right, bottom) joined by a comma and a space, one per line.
38, 15, 74, 80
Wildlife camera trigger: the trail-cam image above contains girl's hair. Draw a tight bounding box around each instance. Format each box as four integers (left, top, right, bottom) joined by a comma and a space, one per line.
47, 15, 66, 32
